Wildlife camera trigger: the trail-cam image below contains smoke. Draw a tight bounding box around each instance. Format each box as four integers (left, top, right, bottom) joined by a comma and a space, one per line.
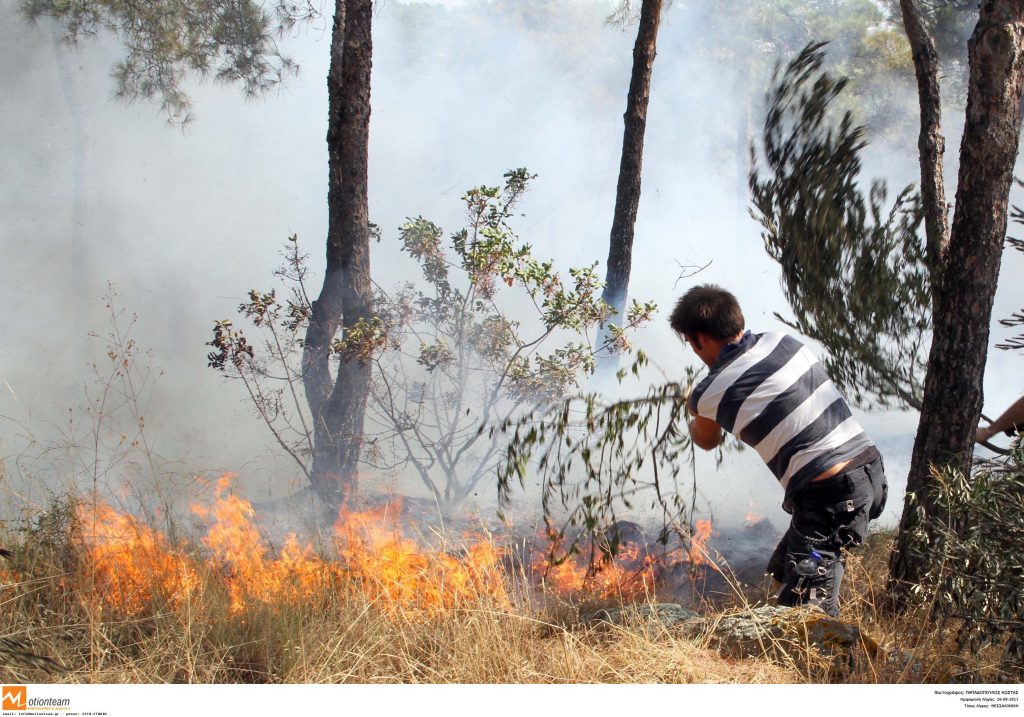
1, 0, 1020, 534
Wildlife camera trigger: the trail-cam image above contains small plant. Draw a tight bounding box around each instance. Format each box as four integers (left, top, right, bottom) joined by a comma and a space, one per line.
905, 442, 1024, 682
2, 287, 189, 532
208, 170, 655, 506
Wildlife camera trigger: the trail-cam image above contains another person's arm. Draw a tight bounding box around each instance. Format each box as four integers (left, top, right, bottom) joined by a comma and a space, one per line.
976, 395, 1024, 443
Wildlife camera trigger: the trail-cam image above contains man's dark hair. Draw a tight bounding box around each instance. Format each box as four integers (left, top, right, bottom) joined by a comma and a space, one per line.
669, 285, 745, 340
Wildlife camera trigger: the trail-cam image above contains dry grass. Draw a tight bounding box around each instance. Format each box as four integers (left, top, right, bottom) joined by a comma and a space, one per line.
0, 497, 796, 685
0, 497, 1010, 685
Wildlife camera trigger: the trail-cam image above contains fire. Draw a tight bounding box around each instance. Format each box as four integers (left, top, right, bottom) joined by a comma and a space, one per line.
73, 474, 720, 617
77, 501, 198, 615
192, 474, 339, 614
335, 502, 507, 613
531, 521, 725, 598
76, 475, 509, 618
687, 519, 717, 570
529, 528, 670, 600
532, 548, 659, 600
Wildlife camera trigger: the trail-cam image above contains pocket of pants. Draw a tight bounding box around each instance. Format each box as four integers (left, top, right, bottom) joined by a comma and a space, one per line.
825, 496, 868, 517
837, 508, 870, 547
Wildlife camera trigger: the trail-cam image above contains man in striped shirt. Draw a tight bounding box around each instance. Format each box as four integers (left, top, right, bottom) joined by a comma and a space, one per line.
671, 285, 887, 616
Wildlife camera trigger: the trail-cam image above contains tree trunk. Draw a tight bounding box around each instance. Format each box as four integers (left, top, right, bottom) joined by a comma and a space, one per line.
598, 0, 662, 373
302, 0, 374, 511
890, 0, 1024, 591
899, 0, 949, 291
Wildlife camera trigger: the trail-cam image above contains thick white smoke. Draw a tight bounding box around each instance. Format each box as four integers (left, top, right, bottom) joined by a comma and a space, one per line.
0, 0, 1018, 532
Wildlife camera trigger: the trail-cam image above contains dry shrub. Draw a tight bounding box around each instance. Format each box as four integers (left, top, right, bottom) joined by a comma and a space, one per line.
835, 526, 1019, 684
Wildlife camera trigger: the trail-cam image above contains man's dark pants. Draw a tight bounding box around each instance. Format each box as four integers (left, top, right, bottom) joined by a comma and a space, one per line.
767, 458, 888, 617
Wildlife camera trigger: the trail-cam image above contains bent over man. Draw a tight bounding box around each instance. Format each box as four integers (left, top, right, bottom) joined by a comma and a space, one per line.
670, 284, 887, 616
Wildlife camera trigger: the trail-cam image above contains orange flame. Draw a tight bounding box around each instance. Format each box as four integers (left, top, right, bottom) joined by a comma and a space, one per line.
192, 474, 339, 614
335, 502, 507, 614
687, 519, 716, 569
529, 533, 662, 600
77, 501, 198, 615
533, 552, 658, 600
74, 474, 719, 617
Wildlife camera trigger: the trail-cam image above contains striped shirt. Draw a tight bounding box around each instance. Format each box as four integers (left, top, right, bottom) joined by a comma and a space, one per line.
688, 331, 875, 497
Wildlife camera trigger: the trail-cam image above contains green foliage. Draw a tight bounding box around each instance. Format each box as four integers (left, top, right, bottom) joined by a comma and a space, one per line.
749, 42, 931, 410
372, 169, 654, 504
207, 172, 654, 505
21, 0, 308, 123
906, 443, 1024, 682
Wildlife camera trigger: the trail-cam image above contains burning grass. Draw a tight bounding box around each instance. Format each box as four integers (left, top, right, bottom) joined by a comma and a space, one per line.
0, 477, 1009, 684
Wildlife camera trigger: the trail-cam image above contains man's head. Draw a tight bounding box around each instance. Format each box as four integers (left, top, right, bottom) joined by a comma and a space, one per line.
669, 284, 745, 366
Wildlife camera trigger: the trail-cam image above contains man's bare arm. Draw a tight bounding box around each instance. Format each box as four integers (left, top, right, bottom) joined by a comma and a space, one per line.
689, 414, 723, 450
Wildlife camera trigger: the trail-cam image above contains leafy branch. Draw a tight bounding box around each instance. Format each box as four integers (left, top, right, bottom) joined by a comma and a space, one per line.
749, 41, 931, 410
494, 354, 742, 565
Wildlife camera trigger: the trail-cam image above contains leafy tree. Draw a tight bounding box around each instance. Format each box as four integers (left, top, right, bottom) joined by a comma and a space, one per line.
372, 171, 656, 506
748, 43, 931, 410
21, 0, 310, 124
209, 171, 657, 508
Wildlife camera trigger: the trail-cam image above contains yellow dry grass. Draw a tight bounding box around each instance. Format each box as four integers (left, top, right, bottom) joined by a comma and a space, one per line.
0, 504, 1008, 685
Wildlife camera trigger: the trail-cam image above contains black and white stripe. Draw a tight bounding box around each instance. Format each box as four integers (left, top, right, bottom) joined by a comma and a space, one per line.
689, 332, 874, 492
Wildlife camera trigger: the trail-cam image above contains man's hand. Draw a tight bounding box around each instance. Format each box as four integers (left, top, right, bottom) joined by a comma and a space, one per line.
689, 414, 723, 451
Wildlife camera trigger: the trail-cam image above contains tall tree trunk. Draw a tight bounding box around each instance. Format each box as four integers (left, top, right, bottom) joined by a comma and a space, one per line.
302, 0, 374, 511
899, 0, 950, 293
890, 0, 1024, 591
598, 0, 662, 374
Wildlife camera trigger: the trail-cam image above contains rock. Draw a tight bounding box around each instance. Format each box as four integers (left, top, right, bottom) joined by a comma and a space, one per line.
684, 604, 878, 676
583, 603, 700, 628
583, 602, 887, 678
